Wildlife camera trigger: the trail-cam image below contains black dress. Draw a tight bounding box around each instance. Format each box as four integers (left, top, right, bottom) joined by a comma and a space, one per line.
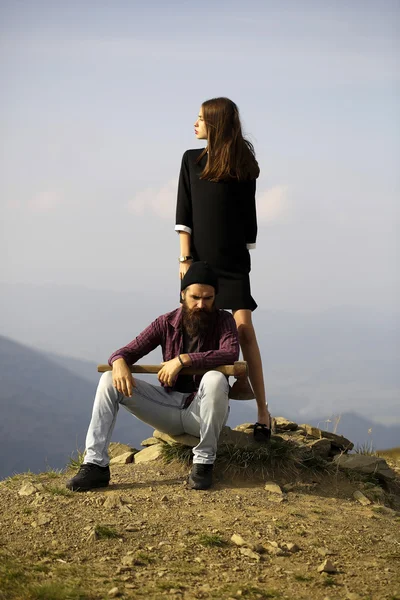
176, 149, 258, 311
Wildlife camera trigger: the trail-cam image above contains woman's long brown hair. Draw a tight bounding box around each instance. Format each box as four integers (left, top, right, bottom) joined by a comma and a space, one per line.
196, 97, 260, 182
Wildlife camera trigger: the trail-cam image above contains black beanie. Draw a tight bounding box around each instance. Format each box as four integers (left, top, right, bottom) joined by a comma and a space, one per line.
181, 261, 219, 294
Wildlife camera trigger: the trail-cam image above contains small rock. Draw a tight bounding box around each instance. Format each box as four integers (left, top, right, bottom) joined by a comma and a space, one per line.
233, 423, 254, 432
86, 529, 99, 544
18, 482, 39, 496
282, 483, 296, 493
110, 452, 135, 465
267, 546, 285, 556
284, 542, 300, 553
273, 417, 298, 431
353, 490, 371, 506
231, 534, 247, 547
121, 555, 136, 567
154, 430, 199, 447
134, 444, 164, 463
108, 588, 120, 598
108, 442, 138, 459
307, 438, 331, 457
239, 547, 261, 561
372, 505, 397, 517
160, 495, 168, 502
141, 437, 160, 446
37, 513, 52, 526
103, 495, 125, 510
125, 525, 138, 532
317, 547, 335, 557
264, 482, 283, 495
317, 559, 337, 574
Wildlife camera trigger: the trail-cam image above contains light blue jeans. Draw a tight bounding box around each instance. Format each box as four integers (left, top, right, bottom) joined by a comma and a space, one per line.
84, 370, 229, 466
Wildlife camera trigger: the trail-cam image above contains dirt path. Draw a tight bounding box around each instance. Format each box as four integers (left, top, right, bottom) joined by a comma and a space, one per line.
1, 460, 399, 600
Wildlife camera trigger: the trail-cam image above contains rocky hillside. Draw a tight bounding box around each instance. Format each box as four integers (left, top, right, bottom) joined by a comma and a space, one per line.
1, 420, 399, 600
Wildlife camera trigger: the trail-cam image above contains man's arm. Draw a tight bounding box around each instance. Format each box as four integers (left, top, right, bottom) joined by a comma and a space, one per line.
184, 313, 239, 370
108, 318, 163, 397
108, 318, 163, 367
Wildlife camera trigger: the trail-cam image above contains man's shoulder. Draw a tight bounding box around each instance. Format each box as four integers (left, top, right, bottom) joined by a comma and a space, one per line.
154, 307, 182, 328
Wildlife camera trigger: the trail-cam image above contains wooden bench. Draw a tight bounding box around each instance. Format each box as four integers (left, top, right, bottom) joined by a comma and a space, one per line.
97, 360, 254, 400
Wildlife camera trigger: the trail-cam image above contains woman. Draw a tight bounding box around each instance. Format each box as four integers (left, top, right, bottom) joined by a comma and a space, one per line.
175, 97, 271, 436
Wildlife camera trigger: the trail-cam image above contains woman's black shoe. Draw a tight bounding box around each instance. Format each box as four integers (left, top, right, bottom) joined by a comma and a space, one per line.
253, 422, 271, 443
66, 463, 110, 492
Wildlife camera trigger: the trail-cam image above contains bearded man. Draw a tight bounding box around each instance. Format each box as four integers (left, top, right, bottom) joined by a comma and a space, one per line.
66, 262, 239, 492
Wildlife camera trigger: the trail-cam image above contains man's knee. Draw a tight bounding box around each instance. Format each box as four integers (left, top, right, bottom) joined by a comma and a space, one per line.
201, 371, 229, 397
97, 371, 114, 392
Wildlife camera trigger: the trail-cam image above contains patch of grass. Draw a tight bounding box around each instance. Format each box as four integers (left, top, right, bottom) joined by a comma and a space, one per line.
220, 585, 280, 599
26, 582, 92, 600
94, 524, 119, 539
43, 469, 63, 479
45, 485, 73, 497
157, 581, 186, 591
161, 443, 193, 465
21, 507, 34, 515
135, 551, 155, 564
274, 520, 289, 530
198, 533, 226, 547
217, 438, 301, 478
67, 449, 86, 470
161, 436, 331, 479
299, 451, 332, 474
0, 554, 97, 600
321, 576, 336, 587
354, 443, 376, 456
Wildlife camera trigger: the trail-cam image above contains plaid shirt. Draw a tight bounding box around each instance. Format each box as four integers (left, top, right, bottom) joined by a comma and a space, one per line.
108, 307, 239, 395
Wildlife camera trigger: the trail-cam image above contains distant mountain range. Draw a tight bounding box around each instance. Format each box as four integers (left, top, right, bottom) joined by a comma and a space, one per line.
0, 336, 152, 480
1, 334, 399, 479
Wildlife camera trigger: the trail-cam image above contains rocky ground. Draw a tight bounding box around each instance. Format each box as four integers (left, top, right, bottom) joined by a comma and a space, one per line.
1, 422, 399, 600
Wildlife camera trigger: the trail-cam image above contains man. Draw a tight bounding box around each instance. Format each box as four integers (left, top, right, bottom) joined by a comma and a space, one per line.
66, 261, 239, 492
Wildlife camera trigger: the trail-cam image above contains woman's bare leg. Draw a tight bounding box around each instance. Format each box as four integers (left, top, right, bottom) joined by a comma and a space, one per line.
233, 309, 271, 428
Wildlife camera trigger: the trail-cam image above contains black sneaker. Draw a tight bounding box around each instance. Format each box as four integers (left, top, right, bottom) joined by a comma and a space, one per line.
188, 463, 214, 490
66, 463, 110, 492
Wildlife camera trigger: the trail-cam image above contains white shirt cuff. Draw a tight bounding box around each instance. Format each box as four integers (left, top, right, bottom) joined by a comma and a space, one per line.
246, 243, 256, 250
175, 224, 192, 235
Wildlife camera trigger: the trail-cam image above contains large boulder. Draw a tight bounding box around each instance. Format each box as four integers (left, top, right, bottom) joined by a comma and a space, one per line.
333, 454, 396, 481
273, 417, 298, 431
299, 424, 354, 451
153, 430, 199, 447
134, 444, 164, 464
109, 443, 138, 459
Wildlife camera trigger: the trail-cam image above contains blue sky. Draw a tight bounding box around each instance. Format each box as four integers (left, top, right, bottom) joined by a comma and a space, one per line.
1, 0, 399, 313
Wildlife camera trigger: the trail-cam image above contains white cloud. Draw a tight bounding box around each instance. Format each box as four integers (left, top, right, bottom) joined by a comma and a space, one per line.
127, 179, 177, 219
257, 185, 288, 223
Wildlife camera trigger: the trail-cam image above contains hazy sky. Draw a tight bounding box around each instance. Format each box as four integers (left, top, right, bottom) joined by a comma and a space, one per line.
1, 0, 399, 313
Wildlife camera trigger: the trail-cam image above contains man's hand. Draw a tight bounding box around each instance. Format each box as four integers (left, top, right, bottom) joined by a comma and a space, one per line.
112, 358, 136, 397
158, 357, 183, 387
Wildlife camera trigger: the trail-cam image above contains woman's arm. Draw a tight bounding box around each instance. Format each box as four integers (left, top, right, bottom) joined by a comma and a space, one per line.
179, 232, 192, 279
176, 151, 194, 278
245, 179, 257, 250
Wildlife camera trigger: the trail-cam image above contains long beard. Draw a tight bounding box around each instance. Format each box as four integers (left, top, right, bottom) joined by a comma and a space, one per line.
182, 303, 216, 338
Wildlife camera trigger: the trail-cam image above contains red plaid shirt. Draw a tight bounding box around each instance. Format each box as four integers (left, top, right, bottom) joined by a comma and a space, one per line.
108, 307, 239, 394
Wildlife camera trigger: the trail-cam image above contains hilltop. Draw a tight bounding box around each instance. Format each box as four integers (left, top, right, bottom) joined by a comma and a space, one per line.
1, 422, 399, 600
